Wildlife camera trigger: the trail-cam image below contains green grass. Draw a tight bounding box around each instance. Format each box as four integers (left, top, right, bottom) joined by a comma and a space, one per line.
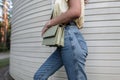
0, 58, 9, 68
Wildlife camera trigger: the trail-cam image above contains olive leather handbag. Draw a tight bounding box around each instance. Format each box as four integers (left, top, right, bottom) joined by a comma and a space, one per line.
42, 25, 64, 47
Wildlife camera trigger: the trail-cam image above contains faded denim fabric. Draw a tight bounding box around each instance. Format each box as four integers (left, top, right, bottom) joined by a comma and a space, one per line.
34, 22, 88, 80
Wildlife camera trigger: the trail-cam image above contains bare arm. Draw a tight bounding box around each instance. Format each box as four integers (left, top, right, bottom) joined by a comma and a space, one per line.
50, 0, 81, 26
50, 0, 88, 26
42, 0, 82, 36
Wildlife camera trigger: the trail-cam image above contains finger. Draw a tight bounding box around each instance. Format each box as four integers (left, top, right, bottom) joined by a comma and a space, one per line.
41, 27, 47, 36
41, 29, 45, 37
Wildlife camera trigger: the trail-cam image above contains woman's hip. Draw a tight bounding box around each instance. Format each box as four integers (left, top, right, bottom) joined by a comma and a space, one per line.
65, 23, 87, 50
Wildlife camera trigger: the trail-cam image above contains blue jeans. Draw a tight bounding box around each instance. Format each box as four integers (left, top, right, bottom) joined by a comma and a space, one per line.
34, 22, 88, 80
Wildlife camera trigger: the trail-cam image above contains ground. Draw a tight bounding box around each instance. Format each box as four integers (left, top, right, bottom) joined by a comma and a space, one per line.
0, 52, 14, 80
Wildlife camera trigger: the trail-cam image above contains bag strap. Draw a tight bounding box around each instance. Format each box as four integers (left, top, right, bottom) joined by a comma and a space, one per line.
50, 0, 56, 19
50, 10, 54, 19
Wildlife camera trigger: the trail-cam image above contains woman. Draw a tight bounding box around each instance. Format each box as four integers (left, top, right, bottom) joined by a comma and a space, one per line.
34, 0, 88, 80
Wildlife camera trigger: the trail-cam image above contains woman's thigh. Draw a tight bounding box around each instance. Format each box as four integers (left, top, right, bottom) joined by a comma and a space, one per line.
34, 48, 63, 80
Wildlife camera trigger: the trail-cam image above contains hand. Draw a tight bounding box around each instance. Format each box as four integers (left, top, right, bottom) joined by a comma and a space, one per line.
41, 21, 51, 37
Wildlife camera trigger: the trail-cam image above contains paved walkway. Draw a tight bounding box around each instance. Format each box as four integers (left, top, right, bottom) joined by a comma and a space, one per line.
0, 52, 13, 80
0, 53, 9, 60
0, 66, 9, 80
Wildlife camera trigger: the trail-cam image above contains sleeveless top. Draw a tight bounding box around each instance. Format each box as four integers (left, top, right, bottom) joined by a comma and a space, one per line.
52, 0, 85, 29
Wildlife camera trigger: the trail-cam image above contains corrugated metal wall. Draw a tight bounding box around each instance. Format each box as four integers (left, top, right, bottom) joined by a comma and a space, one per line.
10, 0, 120, 80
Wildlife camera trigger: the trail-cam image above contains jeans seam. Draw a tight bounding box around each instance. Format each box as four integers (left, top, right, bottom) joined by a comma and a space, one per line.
67, 30, 80, 80
37, 61, 60, 80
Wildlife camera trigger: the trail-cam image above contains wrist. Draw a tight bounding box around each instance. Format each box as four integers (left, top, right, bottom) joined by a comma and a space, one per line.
47, 20, 52, 28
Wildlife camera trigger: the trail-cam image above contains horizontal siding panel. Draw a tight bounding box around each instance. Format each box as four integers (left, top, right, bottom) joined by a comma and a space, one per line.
11, 58, 43, 68
52, 77, 67, 80
12, 0, 23, 8
86, 2, 120, 9
11, 23, 43, 36
86, 67, 120, 74
10, 72, 23, 80
11, 42, 44, 47
11, 54, 47, 63
10, 68, 33, 78
10, 51, 55, 58
81, 27, 120, 34
88, 47, 120, 53
12, 20, 48, 35
13, 6, 51, 27
86, 40, 120, 47
11, 47, 53, 53
88, 0, 119, 3
87, 53, 120, 60
10, 67, 33, 80
86, 60, 120, 67
12, 0, 29, 18
87, 74, 120, 80
84, 34, 120, 40
13, 0, 51, 17
84, 21, 120, 27
11, 22, 44, 35
85, 8, 120, 15
11, 62, 35, 75
12, 0, 44, 16
12, 1, 51, 24
85, 14, 120, 21
12, 10, 51, 30
11, 36, 40, 43
11, 32, 42, 41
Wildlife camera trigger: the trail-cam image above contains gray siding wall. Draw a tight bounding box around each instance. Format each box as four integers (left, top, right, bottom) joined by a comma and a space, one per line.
10, 0, 120, 80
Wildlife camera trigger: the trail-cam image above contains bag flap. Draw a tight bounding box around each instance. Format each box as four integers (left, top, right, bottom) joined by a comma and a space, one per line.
43, 25, 58, 38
